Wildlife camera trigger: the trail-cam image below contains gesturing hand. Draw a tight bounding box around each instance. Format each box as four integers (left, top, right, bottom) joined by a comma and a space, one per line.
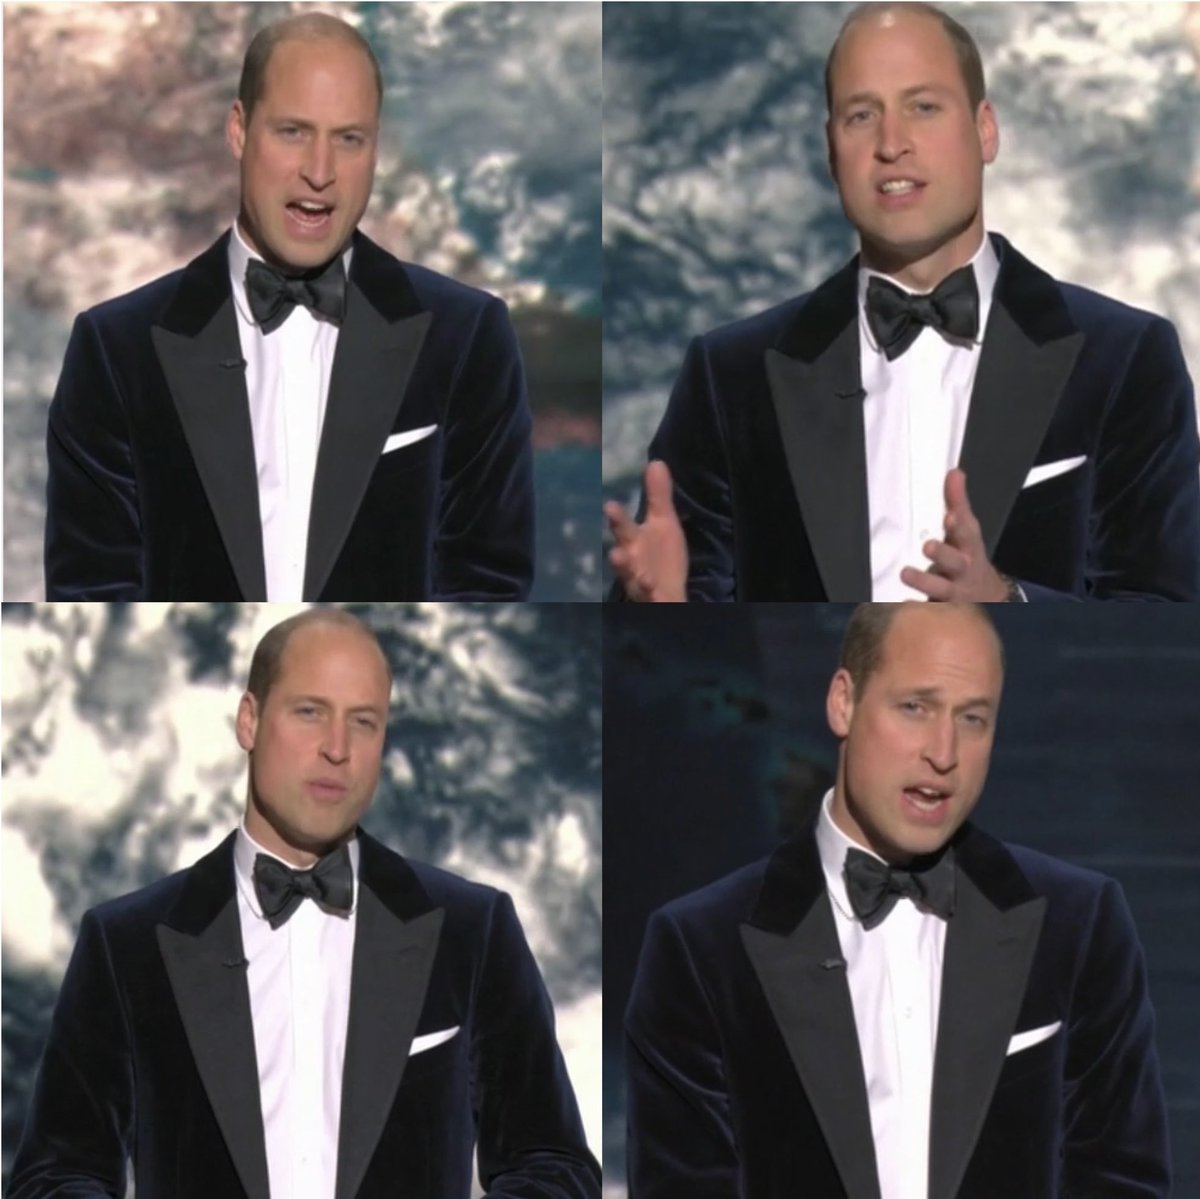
604, 460, 689, 602
899, 469, 1012, 602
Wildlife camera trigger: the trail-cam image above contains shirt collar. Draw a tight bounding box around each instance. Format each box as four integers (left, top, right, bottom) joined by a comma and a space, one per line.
227, 220, 355, 329
234, 817, 361, 921
815, 788, 887, 923
857, 231, 1000, 355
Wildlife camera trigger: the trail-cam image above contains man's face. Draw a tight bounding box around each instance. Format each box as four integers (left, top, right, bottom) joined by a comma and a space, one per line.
227, 36, 379, 273
826, 605, 1003, 864
236, 622, 391, 866
826, 9, 998, 285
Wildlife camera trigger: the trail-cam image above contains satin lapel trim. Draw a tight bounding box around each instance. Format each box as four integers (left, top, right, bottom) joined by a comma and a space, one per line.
741, 903, 882, 1199
928, 871, 1046, 1199
157, 902, 269, 1199
151, 307, 266, 599
765, 326, 871, 600
958, 303, 1084, 554
303, 296, 433, 599
335, 894, 444, 1199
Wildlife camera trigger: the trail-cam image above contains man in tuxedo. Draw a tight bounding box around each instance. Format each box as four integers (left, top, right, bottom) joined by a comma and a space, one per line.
45, 12, 534, 601
10, 608, 598, 1199
625, 602, 1170, 1197
606, 2, 1200, 601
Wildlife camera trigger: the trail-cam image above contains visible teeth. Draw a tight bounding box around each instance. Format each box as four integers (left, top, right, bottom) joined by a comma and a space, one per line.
295, 202, 328, 213
880, 180, 917, 194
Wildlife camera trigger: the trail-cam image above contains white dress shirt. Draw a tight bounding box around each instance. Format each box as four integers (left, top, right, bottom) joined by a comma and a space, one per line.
858, 235, 1000, 600
228, 225, 351, 601
234, 824, 360, 1199
816, 792, 948, 1199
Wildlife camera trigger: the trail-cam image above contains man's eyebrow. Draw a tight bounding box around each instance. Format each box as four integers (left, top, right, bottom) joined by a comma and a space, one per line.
288, 694, 386, 713
269, 117, 373, 133
836, 83, 954, 109
904, 686, 995, 710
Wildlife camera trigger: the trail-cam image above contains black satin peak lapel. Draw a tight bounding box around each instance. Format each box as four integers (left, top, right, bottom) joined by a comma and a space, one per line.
334, 890, 444, 1199
928, 836, 1046, 1199
959, 236, 1084, 553
742, 908, 881, 1199
303, 297, 432, 600
151, 233, 266, 599
766, 259, 871, 600
742, 833, 881, 1199
157, 841, 269, 1199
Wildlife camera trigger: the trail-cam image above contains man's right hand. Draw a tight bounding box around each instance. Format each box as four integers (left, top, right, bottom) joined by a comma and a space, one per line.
604, 460, 689, 602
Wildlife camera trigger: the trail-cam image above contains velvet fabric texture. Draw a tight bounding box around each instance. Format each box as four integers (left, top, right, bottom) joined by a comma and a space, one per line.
617, 234, 1200, 601
10, 831, 598, 1199
625, 821, 1170, 1198
44, 231, 535, 601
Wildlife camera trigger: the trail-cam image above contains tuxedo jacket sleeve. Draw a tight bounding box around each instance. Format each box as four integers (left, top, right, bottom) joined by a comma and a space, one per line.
44, 232, 535, 601
7, 909, 133, 1198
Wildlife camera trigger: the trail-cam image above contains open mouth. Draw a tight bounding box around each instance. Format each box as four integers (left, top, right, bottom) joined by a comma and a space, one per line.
286, 200, 334, 231
903, 785, 949, 812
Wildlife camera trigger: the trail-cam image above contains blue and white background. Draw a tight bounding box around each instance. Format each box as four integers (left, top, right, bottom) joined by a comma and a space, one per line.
1, 602, 602, 1195
603, 1, 1200, 527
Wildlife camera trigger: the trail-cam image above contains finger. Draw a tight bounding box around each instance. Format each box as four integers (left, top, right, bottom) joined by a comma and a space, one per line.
603, 501, 639, 546
900, 565, 955, 601
643, 460, 678, 517
608, 545, 647, 599
943, 468, 969, 515
922, 539, 970, 579
942, 470, 984, 549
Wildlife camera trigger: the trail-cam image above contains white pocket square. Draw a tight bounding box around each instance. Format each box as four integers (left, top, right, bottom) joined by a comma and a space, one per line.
1006, 1020, 1061, 1056
1022, 456, 1086, 489
410, 1025, 460, 1056
383, 425, 438, 455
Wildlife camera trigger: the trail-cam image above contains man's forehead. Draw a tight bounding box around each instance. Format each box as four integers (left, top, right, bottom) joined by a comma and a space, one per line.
876, 606, 1003, 672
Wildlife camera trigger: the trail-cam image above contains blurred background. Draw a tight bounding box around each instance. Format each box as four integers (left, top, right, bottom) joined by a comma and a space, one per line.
603, 1, 1200, 572
3, 1, 602, 601
1, 601, 602, 1194
604, 603, 1200, 1197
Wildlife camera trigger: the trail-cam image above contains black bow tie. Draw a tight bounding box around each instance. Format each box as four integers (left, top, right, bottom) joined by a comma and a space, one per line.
865, 265, 979, 361
245, 255, 346, 334
253, 844, 354, 930
843, 845, 956, 930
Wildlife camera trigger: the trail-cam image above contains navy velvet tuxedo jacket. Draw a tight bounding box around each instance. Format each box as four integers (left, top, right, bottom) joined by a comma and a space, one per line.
10, 831, 598, 1199
625, 822, 1170, 1198
44, 231, 535, 600
638, 234, 1200, 600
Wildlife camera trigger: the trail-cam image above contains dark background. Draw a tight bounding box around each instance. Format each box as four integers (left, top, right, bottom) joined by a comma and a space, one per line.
603, 603, 1200, 1195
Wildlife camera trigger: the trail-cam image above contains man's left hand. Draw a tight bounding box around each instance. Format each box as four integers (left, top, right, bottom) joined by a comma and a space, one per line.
900, 469, 1011, 602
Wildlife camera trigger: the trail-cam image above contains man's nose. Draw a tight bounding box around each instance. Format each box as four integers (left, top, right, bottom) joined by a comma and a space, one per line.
924, 715, 958, 773
874, 109, 912, 162
321, 720, 349, 763
302, 137, 335, 189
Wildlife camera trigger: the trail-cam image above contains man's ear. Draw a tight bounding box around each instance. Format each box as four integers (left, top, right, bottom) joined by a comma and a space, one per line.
227, 100, 248, 162
235, 692, 259, 752
826, 668, 856, 738
976, 98, 999, 166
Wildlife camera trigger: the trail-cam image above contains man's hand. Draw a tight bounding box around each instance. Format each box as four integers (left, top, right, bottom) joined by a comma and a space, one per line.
900, 468, 1012, 602
604, 460, 689, 602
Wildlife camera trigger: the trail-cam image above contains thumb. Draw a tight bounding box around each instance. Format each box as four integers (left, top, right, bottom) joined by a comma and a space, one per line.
644, 460, 678, 517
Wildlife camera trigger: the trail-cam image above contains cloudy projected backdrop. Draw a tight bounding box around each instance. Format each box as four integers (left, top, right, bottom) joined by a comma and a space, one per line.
603, 1, 1200, 507
1, 602, 602, 1194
